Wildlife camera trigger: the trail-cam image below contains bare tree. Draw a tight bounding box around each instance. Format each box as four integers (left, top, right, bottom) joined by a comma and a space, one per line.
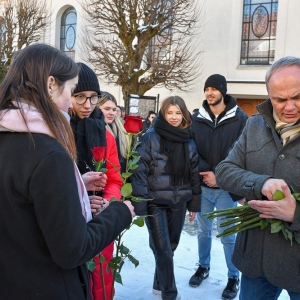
79, 0, 203, 109
0, 0, 51, 82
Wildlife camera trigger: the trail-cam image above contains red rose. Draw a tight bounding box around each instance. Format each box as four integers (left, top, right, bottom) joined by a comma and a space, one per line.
124, 116, 143, 134
91, 146, 106, 162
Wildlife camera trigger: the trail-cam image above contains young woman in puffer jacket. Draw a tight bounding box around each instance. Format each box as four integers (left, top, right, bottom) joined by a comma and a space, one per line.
70, 63, 123, 300
131, 96, 201, 300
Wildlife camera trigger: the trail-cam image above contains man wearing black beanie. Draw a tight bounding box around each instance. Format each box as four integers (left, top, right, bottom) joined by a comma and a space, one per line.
189, 74, 248, 300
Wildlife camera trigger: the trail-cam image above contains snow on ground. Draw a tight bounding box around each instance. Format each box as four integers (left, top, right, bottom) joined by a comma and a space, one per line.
114, 217, 290, 300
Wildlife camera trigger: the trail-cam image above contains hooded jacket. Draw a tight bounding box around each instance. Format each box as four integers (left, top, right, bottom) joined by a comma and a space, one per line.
191, 95, 248, 200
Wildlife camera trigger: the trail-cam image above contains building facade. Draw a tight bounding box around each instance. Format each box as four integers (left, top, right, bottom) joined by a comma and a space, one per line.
3, 0, 300, 115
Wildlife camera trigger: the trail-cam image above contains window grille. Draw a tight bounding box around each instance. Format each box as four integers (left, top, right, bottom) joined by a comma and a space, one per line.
240, 0, 278, 65
60, 7, 76, 60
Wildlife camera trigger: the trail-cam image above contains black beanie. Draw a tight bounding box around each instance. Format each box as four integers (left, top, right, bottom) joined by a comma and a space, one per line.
73, 63, 101, 95
204, 74, 227, 98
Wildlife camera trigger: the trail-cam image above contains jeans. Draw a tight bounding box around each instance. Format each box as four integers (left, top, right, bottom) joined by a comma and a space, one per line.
240, 274, 300, 300
197, 186, 239, 278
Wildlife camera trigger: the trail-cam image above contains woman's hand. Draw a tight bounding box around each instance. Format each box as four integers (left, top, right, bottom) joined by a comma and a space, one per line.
82, 171, 107, 191
89, 195, 109, 216
123, 200, 136, 219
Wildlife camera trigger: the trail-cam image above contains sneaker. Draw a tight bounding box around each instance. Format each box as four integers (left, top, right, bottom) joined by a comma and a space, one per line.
221, 277, 240, 300
188, 265, 210, 287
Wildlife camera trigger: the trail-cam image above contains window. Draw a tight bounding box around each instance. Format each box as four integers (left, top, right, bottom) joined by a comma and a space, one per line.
60, 7, 76, 60
147, 0, 173, 68
240, 0, 278, 65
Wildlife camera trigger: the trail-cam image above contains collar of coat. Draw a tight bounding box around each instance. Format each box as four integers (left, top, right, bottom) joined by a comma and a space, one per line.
196, 95, 238, 124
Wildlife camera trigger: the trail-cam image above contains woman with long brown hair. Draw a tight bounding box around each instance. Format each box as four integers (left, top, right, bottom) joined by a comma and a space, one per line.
131, 96, 201, 300
0, 44, 134, 300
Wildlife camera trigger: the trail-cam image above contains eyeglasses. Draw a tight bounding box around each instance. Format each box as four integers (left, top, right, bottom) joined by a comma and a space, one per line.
74, 94, 100, 105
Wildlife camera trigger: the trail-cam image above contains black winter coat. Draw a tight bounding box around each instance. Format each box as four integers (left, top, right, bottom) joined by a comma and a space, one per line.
192, 95, 248, 172
216, 99, 300, 292
141, 118, 151, 134
191, 95, 248, 201
0, 132, 132, 300
131, 128, 201, 215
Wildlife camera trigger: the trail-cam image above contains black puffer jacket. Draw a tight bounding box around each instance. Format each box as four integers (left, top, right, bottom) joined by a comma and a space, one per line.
131, 128, 201, 215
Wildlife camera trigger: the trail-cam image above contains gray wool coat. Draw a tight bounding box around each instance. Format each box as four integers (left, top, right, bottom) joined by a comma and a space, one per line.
215, 99, 300, 293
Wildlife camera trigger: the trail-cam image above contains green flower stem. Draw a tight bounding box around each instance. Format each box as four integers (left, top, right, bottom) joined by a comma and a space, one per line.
100, 260, 107, 300
205, 189, 300, 245
218, 212, 260, 227
218, 217, 261, 236
225, 216, 261, 230
204, 203, 251, 214
204, 204, 262, 238
111, 235, 121, 299
110, 223, 134, 299
122, 133, 133, 189
204, 205, 252, 219
218, 221, 262, 238
111, 133, 133, 297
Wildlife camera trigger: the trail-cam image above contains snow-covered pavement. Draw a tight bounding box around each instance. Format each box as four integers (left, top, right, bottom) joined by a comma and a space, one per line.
114, 218, 289, 300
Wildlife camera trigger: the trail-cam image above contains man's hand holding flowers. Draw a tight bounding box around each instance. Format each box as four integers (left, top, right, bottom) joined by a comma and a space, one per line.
204, 179, 300, 245
249, 179, 297, 223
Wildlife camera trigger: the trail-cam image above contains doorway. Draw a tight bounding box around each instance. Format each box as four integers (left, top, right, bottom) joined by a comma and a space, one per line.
237, 99, 266, 117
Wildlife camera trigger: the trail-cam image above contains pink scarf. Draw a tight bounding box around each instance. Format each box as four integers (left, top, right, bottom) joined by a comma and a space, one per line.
0, 101, 92, 221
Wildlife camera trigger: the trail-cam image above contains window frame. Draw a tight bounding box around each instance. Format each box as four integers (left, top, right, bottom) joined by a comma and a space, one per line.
60, 7, 77, 60
240, 0, 278, 66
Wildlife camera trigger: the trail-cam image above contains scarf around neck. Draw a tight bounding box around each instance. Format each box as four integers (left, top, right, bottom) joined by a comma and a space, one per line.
153, 111, 191, 186
273, 111, 300, 145
0, 101, 92, 222
70, 106, 106, 174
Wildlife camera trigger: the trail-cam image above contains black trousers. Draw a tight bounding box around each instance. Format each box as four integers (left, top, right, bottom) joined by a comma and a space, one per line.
146, 203, 187, 300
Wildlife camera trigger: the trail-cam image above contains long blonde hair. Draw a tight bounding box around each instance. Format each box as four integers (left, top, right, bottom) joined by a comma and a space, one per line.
98, 91, 130, 158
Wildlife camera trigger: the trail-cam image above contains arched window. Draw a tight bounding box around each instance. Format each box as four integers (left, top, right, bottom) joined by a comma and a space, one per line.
60, 7, 76, 60
240, 0, 278, 65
